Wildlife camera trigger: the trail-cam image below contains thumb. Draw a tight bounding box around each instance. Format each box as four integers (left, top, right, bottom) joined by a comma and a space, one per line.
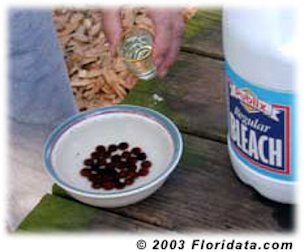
102, 9, 122, 56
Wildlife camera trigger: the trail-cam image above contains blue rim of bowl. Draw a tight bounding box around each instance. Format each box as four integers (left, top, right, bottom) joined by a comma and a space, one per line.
44, 105, 183, 198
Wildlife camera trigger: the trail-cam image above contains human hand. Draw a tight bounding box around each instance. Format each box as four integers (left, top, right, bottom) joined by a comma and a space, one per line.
101, 9, 122, 56
101, 9, 137, 85
102, 8, 185, 78
147, 9, 185, 77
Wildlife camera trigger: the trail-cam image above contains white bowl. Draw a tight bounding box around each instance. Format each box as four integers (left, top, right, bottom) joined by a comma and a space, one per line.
44, 105, 183, 208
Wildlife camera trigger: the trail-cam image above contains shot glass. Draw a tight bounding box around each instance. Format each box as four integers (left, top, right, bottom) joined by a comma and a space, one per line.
118, 28, 156, 80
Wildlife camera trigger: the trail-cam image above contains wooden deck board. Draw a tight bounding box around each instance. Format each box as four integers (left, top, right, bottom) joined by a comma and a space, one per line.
18, 194, 166, 232
182, 9, 223, 59
123, 52, 226, 142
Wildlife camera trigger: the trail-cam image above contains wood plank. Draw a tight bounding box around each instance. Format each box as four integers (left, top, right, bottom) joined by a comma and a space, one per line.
17, 194, 166, 232
53, 134, 293, 232
123, 52, 227, 142
182, 9, 223, 59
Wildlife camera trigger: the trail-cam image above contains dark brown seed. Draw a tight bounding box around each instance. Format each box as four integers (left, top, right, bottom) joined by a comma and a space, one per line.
128, 164, 137, 172
84, 159, 93, 166
127, 171, 137, 179
96, 145, 106, 153
138, 168, 149, 176
92, 182, 102, 189
126, 178, 134, 185
91, 152, 100, 159
103, 151, 111, 158
88, 174, 99, 182
115, 182, 126, 189
92, 174, 103, 181
118, 142, 129, 150
131, 147, 142, 155
106, 162, 115, 169
80, 168, 91, 177
141, 160, 152, 169
97, 169, 107, 176
92, 158, 99, 165
98, 151, 106, 158
91, 165, 101, 172
119, 170, 129, 178
102, 182, 115, 190
127, 156, 137, 165
111, 155, 121, 164
108, 144, 117, 152
121, 151, 131, 159
99, 158, 106, 166
105, 168, 118, 177
116, 162, 126, 170
137, 152, 147, 161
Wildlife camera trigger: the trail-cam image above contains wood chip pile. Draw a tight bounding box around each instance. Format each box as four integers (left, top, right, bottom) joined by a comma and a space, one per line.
53, 8, 196, 110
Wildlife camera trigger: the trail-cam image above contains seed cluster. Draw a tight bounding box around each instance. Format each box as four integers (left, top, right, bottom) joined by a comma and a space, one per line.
80, 142, 152, 190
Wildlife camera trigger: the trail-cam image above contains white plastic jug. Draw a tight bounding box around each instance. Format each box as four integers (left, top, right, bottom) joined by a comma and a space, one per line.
223, 8, 295, 203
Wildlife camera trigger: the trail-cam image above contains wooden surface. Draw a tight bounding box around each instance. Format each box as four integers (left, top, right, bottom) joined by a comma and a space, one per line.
15, 9, 294, 232
123, 53, 226, 142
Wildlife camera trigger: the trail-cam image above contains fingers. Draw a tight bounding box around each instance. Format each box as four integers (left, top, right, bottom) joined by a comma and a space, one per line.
147, 9, 172, 74
158, 15, 185, 77
102, 9, 122, 56
101, 8, 185, 80
125, 74, 138, 89
148, 9, 185, 78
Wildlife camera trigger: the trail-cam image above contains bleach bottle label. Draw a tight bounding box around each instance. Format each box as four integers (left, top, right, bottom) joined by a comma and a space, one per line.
225, 62, 295, 181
